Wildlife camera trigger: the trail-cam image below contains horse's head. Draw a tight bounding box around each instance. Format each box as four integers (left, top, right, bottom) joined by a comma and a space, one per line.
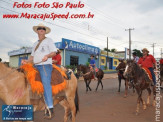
116, 60, 126, 71
123, 59, 136, 79
76, 64, 82, 77
76, 64, 89, 77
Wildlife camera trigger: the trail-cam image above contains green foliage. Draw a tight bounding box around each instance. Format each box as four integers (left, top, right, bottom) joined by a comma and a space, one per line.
104, 48, 117, 52
104, 66, 108, 70
133, 49, 143, 57
86, 62, 90, 66
66, 65, 76, 69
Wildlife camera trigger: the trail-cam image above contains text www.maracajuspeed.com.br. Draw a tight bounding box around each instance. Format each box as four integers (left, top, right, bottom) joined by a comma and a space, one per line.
3, 12, 94, 20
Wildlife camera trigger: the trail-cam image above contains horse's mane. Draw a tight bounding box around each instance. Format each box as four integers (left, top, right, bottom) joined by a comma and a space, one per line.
0, 63, 21, 79
131, 61, 151, 81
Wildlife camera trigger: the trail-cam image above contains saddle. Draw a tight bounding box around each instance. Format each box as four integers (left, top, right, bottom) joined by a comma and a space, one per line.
20, 64, 67, 95
142, 67, 152, 81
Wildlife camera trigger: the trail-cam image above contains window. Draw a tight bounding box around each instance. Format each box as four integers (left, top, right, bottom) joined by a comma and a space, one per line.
114, 61, 118, 65
70, 56, 79, 66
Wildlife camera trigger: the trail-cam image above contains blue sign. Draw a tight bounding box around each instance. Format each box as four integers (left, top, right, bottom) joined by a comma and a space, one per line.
2, 105, 33, 121
62, 38, 100, 55
55, 42, 62, 49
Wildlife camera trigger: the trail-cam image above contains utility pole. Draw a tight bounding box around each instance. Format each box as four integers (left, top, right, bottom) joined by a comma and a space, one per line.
151, 43, 156, 57
161, 48, 162, 58
125, 28, 134, 60
106, 37, 109, 69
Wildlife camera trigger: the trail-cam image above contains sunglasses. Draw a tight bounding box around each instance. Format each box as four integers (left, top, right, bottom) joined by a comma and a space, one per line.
37, 27, 46, 31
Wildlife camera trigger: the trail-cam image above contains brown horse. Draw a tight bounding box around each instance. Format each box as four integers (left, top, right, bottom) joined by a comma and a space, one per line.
116, 60, 135, 97
76, 64, 104, 92
0, 62, 79, 122
116, 60, 128, 97
123, 60, 156, 115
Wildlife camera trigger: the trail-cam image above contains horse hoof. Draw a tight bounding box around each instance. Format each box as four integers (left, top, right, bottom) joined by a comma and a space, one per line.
135, 112, 139, 116
124, 95, 127, 98
143, 106, 147, 110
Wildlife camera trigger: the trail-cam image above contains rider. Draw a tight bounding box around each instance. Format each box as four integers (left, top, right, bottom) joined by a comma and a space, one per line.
89, 55, 96, 80
138, 48, 157, 86
21, 23, 57, 119
132, 52, 139, 63
52, 48, 61, 67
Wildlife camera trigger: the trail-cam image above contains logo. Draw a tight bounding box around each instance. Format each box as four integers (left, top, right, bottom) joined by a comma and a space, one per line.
2, 105, 33, 121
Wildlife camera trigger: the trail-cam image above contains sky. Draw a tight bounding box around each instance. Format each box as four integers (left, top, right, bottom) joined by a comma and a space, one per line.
0, 0, 163, 62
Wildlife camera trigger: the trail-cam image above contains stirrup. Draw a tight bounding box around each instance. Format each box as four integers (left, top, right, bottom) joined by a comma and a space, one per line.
44, 108, 54, 119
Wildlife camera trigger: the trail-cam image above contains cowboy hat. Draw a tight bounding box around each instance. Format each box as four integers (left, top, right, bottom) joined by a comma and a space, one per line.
33, 23, 51, 34
142, 48, 149, 53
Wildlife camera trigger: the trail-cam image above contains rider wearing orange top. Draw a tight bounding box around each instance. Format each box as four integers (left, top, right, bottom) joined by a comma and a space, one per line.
138, 48, 157, 85
52, 48, 61, 67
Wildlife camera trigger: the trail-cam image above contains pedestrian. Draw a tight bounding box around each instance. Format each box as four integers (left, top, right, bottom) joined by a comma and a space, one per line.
21, 23, 57, 119
138, 48, 157, 86
52, 48, 61, 67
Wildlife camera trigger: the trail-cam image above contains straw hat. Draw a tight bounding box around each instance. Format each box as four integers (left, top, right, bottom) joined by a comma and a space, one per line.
33, 23, 51, 34
142, 48, 149, 53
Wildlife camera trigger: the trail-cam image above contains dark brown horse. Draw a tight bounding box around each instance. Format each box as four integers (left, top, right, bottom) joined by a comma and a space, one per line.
0, 62, 79, 122
123, 60, 156, 115
76, 64, 104, 92
116, 60, 128, 96
116, 60, 135, 97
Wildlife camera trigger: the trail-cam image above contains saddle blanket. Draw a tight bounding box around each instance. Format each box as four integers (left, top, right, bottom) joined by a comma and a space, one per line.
20, 64, 67, 95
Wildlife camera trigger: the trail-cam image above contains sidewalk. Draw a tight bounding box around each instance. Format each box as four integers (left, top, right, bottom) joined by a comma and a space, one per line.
78, 73, 118, 81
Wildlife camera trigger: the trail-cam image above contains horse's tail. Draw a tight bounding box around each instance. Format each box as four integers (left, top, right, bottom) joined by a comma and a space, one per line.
75, 88, 79, 115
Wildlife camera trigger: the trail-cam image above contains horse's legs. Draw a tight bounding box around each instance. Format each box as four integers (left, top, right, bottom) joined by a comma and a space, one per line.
100, 79, 103, 90
124, 80, 128, 98
146, 88, 151, 106
67, 97, 76, 122
59, 99, 70, 122
133, 85, 135, 93
95, 78, 100, 91
152, 86, 156, 106
140, 92, 146, 110
136, 89, 142, 114
87, 79, 92, 91
118, 75, 121, 92
84, 79, 88, 92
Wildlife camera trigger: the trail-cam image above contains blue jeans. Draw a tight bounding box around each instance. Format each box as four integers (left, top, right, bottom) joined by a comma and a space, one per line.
148, 67, 156, 85
34, 64, 53, 108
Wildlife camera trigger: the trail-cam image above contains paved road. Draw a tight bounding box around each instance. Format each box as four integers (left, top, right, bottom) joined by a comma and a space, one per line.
0, 78, 163, 122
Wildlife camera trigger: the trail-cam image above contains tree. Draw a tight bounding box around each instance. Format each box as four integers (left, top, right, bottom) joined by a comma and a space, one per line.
111, 48, 116, 52
132, 49, 143, 57
0, 58, 2, 62
104, 48, 110, 52
104, 48, 117, 52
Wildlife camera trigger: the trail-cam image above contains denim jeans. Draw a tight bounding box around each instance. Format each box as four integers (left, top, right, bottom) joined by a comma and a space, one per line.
34, 64, 53, 108
148, 67, 156, 85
